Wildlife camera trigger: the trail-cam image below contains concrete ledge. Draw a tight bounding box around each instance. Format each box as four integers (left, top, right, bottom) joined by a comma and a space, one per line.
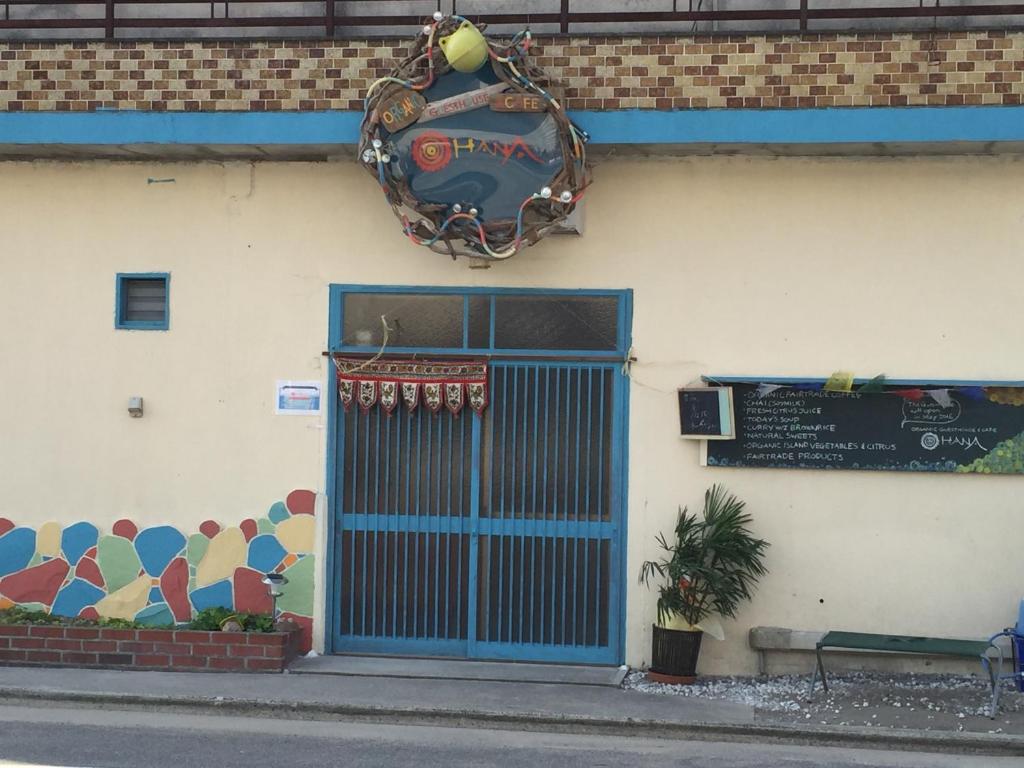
749, 626, 825, 675
749, 626, 825, 652
289, 656, 627, 687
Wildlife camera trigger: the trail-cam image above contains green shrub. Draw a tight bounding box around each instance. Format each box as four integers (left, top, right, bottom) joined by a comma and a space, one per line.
187, 606, 235, 631
188, 607, 275, 633
0, 606, 165, 629
0, 605, 275, 632
0, 607, 59, 625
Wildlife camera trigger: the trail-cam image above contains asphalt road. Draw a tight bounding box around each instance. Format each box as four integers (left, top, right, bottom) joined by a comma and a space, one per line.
0, 705, 1018, 768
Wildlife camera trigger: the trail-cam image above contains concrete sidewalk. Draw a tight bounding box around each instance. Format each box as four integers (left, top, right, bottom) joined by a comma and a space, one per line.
1, 664, 1023, 756
0, 664, 749, 725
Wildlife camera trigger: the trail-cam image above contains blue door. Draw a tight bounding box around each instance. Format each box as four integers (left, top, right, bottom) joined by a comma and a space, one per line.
327, 287, 630, 665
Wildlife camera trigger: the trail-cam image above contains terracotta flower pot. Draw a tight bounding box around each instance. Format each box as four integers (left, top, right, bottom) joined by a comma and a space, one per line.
648, 624, 703, 685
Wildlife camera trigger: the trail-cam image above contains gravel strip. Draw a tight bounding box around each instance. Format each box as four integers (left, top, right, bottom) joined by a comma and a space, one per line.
623, 671, 1024, 734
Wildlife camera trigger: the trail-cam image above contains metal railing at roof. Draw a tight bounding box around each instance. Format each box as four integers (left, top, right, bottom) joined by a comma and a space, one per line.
1, 1, 1024, 41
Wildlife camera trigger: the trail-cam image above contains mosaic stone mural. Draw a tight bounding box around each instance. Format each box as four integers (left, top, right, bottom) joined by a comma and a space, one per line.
0, 489, 316, 651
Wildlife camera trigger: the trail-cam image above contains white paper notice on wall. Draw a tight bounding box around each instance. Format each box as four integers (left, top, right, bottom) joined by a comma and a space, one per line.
275, 380, 322, 415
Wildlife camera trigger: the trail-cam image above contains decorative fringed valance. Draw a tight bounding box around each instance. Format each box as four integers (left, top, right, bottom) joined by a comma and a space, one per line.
333, 357, 488, 416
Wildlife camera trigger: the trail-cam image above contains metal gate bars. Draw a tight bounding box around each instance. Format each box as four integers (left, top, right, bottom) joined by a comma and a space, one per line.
333, 360, 623, 664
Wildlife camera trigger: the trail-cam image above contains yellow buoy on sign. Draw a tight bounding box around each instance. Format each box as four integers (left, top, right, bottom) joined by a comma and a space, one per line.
439, 20, 488, 73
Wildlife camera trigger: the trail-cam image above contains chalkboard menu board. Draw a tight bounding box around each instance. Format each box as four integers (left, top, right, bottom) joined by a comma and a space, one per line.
706, 382, 1024, 473
679, 388, 734, 439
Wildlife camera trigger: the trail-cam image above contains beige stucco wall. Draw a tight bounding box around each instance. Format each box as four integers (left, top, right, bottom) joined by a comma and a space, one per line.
2, 154, 1024, 671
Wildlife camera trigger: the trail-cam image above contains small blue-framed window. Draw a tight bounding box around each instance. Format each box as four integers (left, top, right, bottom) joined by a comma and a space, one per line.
115, 273, 169, 330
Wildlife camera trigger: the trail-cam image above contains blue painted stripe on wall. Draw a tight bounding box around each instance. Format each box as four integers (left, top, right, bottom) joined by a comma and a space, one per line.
1, 106, 1023, 146
0, 110, 363, 145
575, 106, 1024, 145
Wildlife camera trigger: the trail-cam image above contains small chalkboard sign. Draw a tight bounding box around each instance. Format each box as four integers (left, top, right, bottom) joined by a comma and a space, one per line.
679, 387, 735, 440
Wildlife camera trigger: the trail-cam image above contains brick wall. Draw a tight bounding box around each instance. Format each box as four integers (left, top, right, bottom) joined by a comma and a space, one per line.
0, 624, 302, 672
0, 30, 1021, 112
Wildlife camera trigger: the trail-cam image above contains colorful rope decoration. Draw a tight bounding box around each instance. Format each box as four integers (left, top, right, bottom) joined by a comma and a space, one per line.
358, 13, 591, 263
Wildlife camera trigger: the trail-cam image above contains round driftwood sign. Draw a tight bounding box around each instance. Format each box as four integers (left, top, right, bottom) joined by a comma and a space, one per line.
359, 14, 590, 263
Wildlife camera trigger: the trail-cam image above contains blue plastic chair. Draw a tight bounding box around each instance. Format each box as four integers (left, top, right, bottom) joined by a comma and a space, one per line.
988, 604, 1024, 715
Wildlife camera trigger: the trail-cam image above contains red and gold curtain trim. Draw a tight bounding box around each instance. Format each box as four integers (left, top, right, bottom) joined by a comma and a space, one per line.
333, 357, 488, 416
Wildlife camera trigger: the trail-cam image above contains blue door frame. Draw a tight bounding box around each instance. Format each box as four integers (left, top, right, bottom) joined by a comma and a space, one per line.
324, 285, 632, 665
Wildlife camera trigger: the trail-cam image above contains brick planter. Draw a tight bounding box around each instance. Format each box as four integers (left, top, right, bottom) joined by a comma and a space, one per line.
0, 624, 302, 673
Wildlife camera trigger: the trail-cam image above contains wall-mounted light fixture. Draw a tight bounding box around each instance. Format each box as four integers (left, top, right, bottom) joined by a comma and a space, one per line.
128, 397, 144, 418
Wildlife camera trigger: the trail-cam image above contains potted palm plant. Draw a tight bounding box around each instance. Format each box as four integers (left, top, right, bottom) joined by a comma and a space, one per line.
640, 485, 769, 684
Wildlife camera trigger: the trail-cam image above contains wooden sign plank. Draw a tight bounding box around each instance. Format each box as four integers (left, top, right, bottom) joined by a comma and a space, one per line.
418, 82, 510, 124
376, 90, 426, 132
489, 93, 548, 113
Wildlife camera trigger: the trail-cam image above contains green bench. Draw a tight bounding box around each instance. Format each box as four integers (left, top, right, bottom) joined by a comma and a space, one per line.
808, 630, 1005, 717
